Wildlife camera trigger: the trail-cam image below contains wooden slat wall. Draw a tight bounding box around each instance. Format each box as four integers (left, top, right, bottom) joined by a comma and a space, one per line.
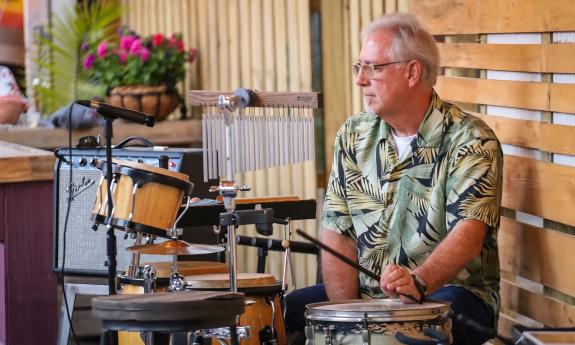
121, 0, 317, 288
321, 0, 406, 175
409, 0, 575, 336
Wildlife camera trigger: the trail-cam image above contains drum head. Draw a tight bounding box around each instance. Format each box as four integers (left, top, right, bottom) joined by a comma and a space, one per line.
306, 299, 450, 322
185, 273, 281, 295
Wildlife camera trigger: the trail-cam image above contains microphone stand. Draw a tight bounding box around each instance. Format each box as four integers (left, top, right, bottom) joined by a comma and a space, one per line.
103, 117, 117, 296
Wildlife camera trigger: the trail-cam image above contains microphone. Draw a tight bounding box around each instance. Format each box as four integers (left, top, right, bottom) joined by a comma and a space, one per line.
76, 100, 155, 127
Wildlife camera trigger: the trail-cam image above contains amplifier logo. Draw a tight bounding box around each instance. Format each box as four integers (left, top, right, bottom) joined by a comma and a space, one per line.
66, 177, 96, 201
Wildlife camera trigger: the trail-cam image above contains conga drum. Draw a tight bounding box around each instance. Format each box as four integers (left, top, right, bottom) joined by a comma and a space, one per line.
305, 299, 451, 344
92, 160, 193, 237
117, 261, 229, 345
185, 273, 287, 345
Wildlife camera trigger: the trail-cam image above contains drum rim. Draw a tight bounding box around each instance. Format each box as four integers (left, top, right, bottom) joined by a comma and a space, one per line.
305, 299, 451, 322
116, 159, 189, 181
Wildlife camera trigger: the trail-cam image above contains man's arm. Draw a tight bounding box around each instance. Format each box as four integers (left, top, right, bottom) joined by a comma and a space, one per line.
381, 219, 487, 302
321, 229, 359, 301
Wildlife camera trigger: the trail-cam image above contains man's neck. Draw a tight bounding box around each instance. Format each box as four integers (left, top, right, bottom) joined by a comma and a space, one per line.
385, 88, 433, 137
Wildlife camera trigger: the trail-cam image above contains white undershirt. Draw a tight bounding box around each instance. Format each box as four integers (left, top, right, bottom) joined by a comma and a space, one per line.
392, 131, 417, 158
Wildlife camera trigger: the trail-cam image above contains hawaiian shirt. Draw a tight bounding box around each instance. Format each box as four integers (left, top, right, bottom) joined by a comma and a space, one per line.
321, 91, 503, 313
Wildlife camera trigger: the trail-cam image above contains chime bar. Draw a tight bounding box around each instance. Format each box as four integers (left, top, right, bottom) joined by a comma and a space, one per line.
188, 90, 323, 109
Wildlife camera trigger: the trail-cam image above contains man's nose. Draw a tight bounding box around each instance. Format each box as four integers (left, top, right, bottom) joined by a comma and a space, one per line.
355, 71, 370, 87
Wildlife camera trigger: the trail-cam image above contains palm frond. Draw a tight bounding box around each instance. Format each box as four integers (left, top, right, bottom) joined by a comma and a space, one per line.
35, 0, 123, 115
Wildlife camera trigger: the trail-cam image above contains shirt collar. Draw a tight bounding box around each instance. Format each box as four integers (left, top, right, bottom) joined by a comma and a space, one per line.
377, 90, 446, 148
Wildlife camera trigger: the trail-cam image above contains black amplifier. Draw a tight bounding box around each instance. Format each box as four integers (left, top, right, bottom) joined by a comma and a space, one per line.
53, 147, 219, 275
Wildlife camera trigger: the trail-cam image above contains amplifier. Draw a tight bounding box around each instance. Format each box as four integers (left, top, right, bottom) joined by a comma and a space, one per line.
53, 147, 218, 275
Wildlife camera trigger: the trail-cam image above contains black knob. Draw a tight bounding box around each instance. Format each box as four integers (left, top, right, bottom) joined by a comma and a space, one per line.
79, 158, 88, 166
159, 155, 169, 169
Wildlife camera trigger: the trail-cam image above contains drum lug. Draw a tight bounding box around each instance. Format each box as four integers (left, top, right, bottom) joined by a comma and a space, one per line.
169, 272, 186, 291
361, 329, 370, 345
142, 264, 157, 293
304, 325, 314, 345
323, 325, 339, 345
361, 313, 370, 345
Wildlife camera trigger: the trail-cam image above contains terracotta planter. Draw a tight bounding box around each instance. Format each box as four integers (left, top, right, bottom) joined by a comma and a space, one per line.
0, 97, 26, 125
106, 85, 180, 121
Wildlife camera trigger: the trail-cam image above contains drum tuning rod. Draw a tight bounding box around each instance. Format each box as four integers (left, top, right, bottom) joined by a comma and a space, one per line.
295, 229, 422, 304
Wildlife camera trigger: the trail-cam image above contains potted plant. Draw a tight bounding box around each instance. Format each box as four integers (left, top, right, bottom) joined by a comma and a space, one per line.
83, 27, 198, 121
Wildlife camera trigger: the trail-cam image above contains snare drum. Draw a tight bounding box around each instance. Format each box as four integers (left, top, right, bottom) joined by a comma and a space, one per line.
305, 299, 451, 345
92, 160, 193, 237
186, 273, 287, 345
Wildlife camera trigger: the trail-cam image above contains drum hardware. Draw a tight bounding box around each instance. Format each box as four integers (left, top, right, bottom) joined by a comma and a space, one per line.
361, 313, 370, 345
323, 325, 337, 345
141, 264, 156, 293
192, 326, 251, 344
304, 325, 314, 345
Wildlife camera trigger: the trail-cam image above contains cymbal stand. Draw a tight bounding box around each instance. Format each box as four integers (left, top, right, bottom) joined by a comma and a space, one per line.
209, 95, 250, 293
168, 196, 192, 292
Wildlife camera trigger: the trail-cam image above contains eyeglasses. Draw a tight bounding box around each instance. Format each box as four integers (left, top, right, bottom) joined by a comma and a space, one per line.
352, 61, 405, 79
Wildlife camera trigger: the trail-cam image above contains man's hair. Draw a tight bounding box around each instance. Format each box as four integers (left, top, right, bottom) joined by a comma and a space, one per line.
361, 12, 440, 87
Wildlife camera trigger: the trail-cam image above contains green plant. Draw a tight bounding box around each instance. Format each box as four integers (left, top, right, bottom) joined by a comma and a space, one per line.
35, 0, 123, 115
83, 28, 197, 89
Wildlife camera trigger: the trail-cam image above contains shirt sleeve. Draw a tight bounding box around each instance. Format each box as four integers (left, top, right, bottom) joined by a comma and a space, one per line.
445, 131, 503, 231
320, 128, 356, 239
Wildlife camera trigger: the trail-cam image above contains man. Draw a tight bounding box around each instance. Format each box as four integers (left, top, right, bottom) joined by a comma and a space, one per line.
285, 12, 503, 345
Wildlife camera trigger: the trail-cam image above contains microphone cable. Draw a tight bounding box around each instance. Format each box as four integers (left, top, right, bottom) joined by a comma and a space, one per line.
59, 102, 81, 345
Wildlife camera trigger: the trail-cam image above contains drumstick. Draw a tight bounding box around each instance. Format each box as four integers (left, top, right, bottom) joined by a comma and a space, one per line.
295, 229, 422, 304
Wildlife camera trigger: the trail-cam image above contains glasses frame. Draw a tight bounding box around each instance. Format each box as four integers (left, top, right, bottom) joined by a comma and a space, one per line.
352, 61, 407, 79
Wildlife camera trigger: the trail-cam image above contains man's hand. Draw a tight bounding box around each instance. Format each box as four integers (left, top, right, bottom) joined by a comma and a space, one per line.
380, 264, 422, 303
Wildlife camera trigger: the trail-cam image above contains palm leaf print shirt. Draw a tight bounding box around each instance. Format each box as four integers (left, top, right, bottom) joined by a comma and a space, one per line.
321, 91, 503, 313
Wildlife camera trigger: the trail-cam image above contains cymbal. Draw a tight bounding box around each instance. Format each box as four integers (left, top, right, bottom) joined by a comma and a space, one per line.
127, 240, 225, 255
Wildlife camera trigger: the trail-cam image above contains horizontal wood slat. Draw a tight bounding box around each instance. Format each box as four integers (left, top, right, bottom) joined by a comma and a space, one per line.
408, 0, 575, 35
499, 217, 575, 297
500, 279, 575, 327
436, 76, 575, 114
438, 43, 575, 73
503, 155, 575, 228
472, 112, 575, 156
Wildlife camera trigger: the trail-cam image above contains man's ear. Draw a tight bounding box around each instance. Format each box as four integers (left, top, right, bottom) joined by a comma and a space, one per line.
406, 60, 422, 87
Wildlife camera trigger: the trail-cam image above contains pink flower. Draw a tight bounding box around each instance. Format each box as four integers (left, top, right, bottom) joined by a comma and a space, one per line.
117, 49, 128, 64
129, 39, 142, 54
187, 48, 198, 62
138, 48, 150, 62
176, 39, 184, 52
169, 37, 177, 47
120, 35, 136, 50
83, 53, 96, 70
97, 42, 108, 58
152, 33, 164, 47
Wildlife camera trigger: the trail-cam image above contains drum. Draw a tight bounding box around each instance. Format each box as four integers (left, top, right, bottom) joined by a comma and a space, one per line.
305, 299, 451, 345
185, 273, 287, 345
117, 261, 229, 345
92, 160, 193, 237
118, 261, 229, 294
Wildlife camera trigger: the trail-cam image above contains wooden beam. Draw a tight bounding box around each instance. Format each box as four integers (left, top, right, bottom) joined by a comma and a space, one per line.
408, 0, 575, 35
436, 76, 575, 114
188, 90, 322, 108
438, 43, 575, 74
502, 155, 575, 228
472, 112, 575, 156
499, 217, 575, 297
0, 119, 202, 151
500, 278, 575, 327
0, 141, 54, 183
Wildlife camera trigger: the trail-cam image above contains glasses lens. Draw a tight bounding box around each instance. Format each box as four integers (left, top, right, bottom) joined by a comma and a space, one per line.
352, 64, 360, 77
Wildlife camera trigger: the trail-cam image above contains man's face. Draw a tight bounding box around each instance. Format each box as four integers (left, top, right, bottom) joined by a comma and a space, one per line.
356, 30, 408, 117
